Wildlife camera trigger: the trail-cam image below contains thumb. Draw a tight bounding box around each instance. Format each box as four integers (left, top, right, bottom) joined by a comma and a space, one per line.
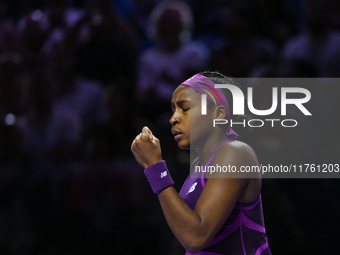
142, 126, 156, 141
142, 126, 152, 136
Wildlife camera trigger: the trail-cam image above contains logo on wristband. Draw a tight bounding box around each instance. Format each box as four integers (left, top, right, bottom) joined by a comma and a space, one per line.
161, 171, 168, 178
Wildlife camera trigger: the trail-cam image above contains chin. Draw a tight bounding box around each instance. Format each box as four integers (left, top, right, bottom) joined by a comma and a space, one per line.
178, 140, 190, 150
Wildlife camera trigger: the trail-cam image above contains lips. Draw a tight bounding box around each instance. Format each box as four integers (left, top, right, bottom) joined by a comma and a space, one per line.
171, 130, 183, 140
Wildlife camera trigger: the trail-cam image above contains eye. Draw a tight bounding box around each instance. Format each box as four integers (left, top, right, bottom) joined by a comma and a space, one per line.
183, 108, 190, 112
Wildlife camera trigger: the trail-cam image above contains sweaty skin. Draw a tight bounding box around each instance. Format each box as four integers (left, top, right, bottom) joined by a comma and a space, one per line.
131, 85, 261, 254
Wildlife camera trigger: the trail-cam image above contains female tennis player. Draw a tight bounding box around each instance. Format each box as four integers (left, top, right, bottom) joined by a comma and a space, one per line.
131, 71, 271, 255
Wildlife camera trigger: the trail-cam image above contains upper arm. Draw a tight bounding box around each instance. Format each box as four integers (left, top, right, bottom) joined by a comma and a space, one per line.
191, 142, 260, 248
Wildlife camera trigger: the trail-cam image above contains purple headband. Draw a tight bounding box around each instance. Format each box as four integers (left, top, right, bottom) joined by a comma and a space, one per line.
181, 74, 238, 139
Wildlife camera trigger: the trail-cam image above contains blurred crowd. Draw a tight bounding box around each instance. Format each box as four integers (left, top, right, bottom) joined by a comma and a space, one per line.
0, 0, 339, 254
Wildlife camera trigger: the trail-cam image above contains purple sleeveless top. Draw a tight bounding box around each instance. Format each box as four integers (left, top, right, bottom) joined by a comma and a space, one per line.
179, 139, 271, 255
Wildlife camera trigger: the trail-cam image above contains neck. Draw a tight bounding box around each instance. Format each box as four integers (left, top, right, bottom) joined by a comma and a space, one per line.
195, 130, 229, 166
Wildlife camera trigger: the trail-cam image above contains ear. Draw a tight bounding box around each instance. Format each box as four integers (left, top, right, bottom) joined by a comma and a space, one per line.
215, 105, 227, 119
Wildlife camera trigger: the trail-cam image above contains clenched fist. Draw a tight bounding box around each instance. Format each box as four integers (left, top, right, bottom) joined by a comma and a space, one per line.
131, 126, 163, 168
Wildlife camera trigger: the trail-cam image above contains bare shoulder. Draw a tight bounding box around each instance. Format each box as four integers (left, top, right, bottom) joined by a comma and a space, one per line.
214, 140, 258, 166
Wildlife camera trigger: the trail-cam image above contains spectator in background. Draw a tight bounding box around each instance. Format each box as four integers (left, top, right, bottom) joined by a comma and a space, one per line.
136, 0, 210, 121
280, 0, 340, 77
251, 0, 299, 47
49, 46, 107, 132
41, 0, 83, 58
17, 10, 49, 70
208, 1, 277, 78
0, 52, 26, 118
128, 0, 160, 37
44, 0, 83, 30
18, 69, 81, 164
75, 0, 138, 84
0, 1, 20, 54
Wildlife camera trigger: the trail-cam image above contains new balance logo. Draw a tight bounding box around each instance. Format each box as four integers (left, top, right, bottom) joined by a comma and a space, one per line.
161, 171, 168, 178
187, 182, 197, 195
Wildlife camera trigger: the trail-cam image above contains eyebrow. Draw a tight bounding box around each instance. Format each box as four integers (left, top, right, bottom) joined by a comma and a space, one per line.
173, 100, 191, 104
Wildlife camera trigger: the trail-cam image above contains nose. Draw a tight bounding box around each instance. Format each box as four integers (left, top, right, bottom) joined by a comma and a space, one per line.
169, 111, 180, 126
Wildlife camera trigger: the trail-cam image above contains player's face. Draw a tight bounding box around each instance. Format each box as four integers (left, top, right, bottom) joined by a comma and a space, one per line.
170, 85, 215, 149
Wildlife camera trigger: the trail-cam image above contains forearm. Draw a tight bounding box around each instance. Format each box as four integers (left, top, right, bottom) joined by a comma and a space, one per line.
140, 160, 222, 253
156, 187, 212, 253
